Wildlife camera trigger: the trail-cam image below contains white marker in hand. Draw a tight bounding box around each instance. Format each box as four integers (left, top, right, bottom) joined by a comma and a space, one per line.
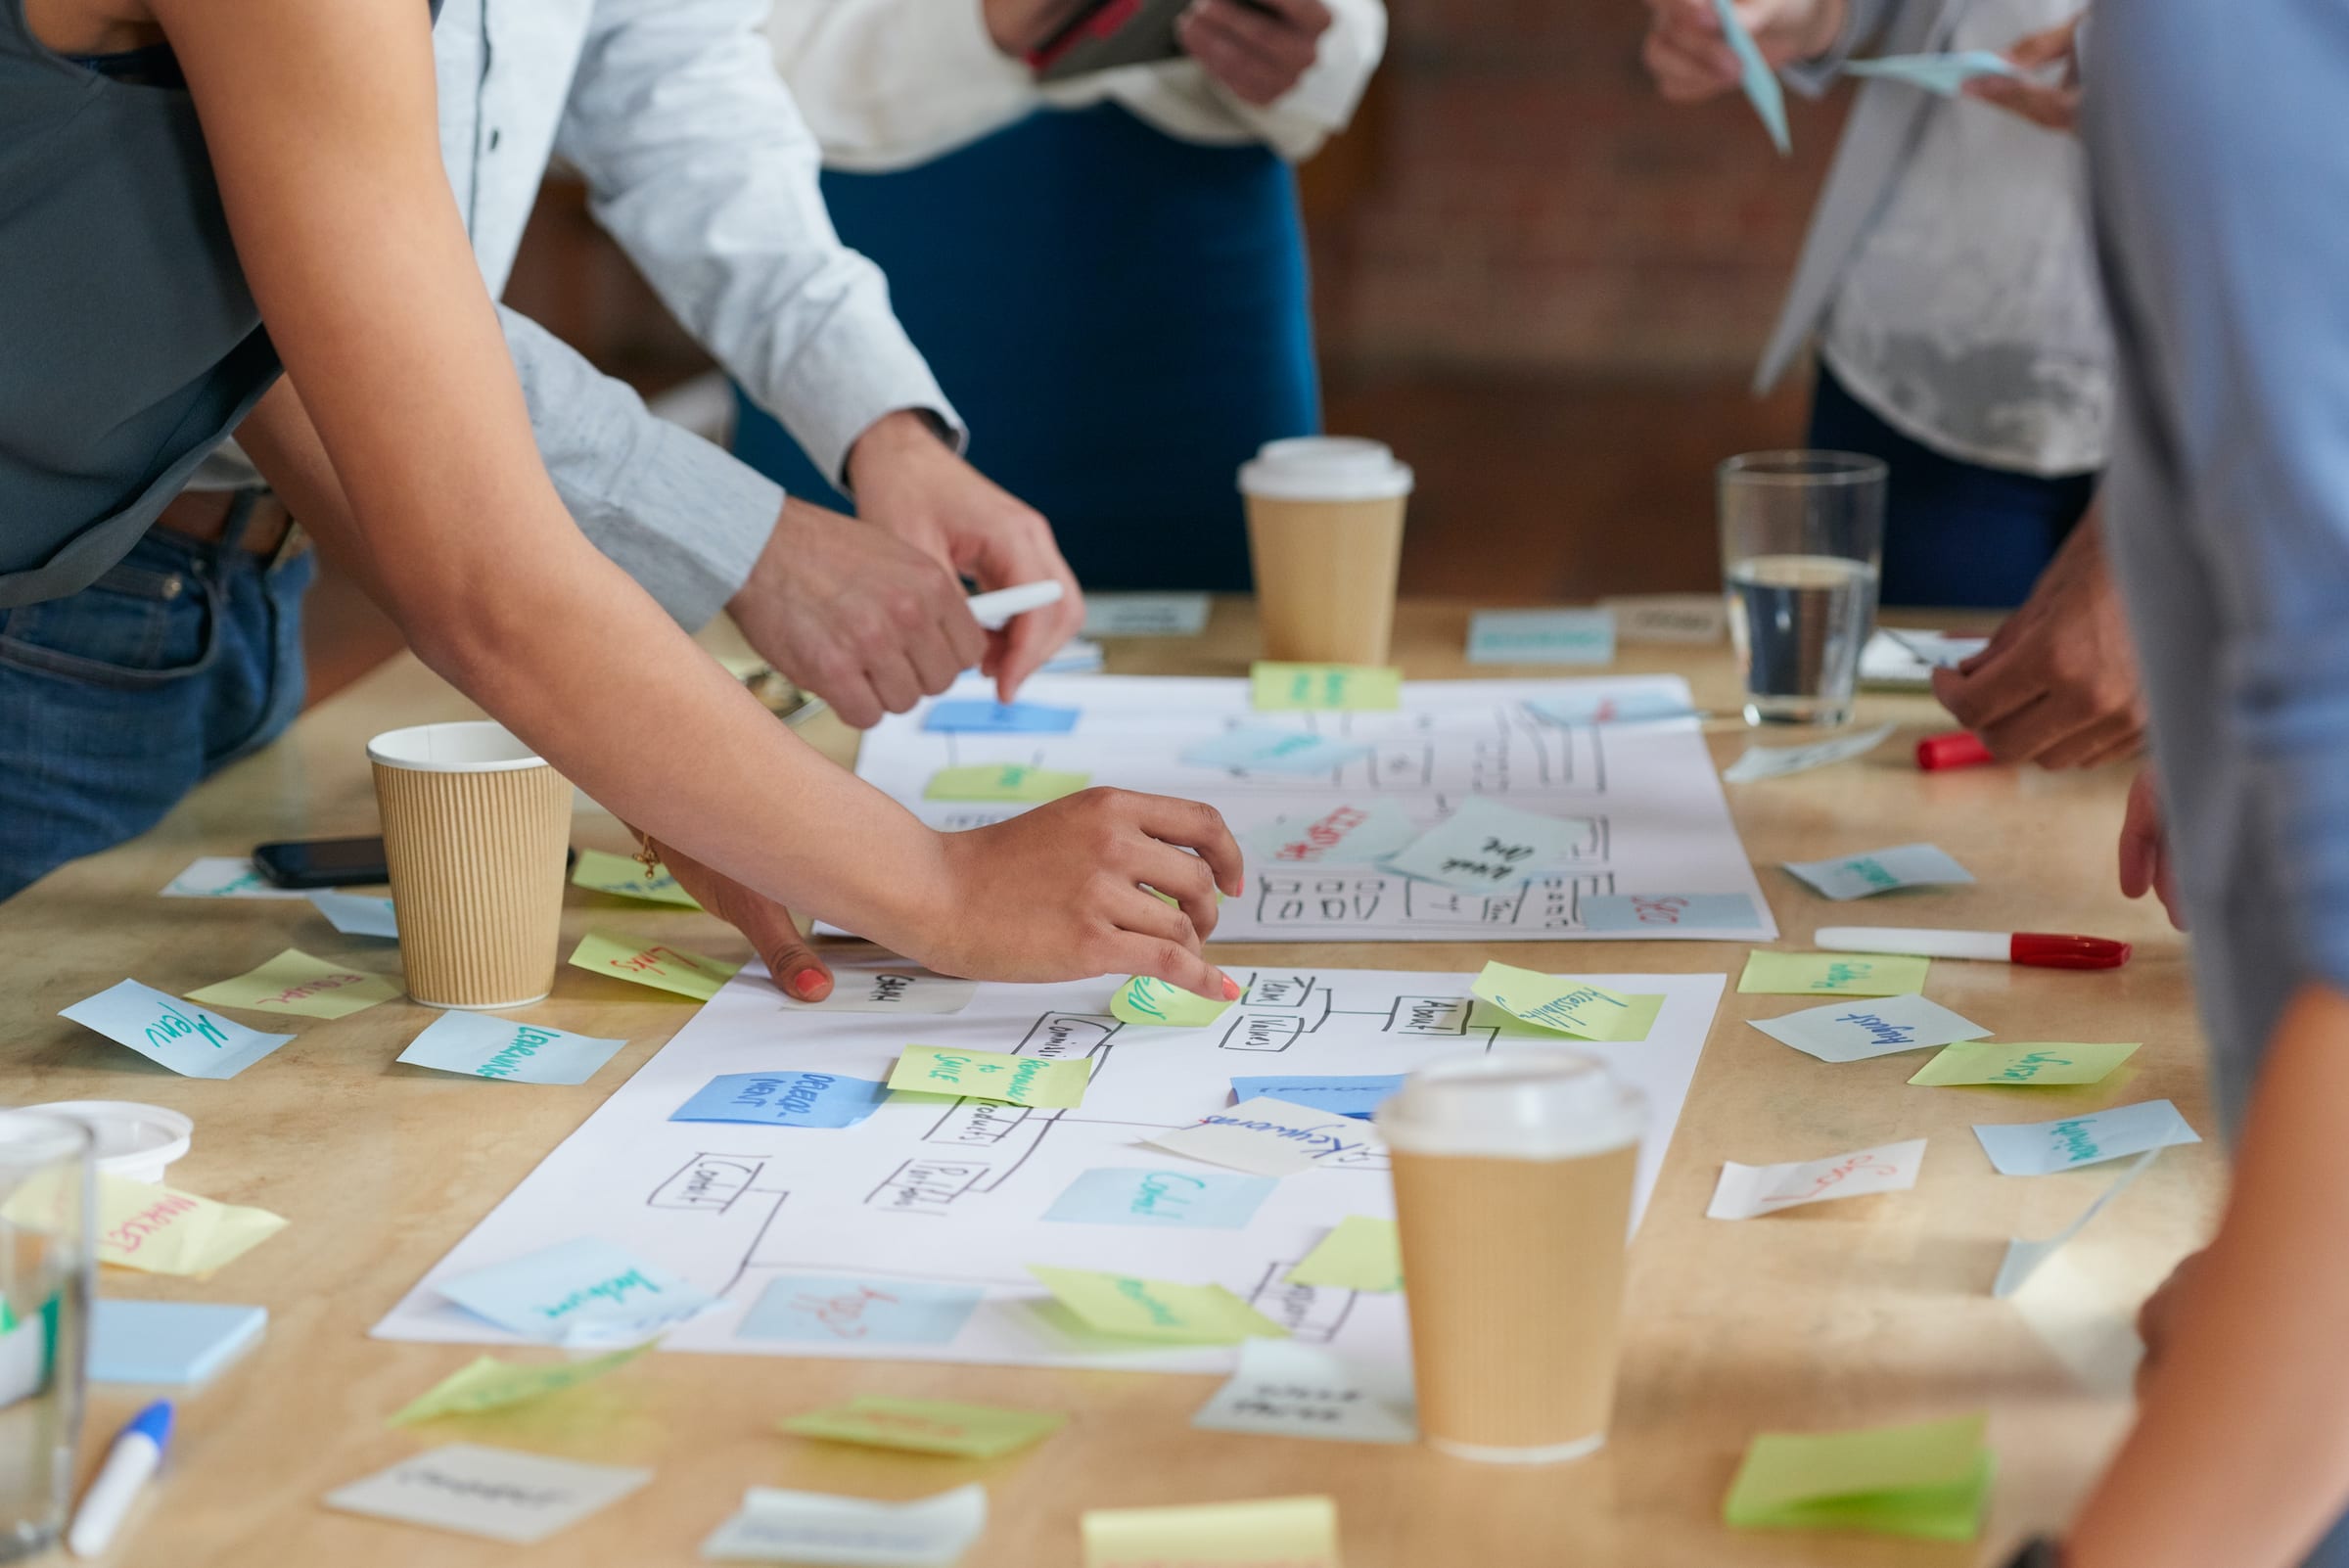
964, 579, 1065, 631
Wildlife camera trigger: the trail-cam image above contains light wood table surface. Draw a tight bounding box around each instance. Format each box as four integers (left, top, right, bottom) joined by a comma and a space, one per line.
4, 598, 2213, 1568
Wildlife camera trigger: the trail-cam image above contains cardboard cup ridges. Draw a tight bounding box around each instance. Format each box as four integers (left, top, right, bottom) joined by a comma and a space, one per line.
367, 723, 572, 1009
1376, 1050, 1646, 1463
1240, 438, 1413, 667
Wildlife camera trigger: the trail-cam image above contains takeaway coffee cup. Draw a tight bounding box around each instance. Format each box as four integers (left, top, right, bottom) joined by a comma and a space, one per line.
1377, 1048, 1647, 1463
367, 721, 571, 1009
1239, 437, 1414, 666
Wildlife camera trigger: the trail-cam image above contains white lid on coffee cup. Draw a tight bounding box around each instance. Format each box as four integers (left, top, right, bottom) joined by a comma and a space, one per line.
367, 721, 547, 774
1376, 1049, 1645, 1161
1238, 437, 1415, 503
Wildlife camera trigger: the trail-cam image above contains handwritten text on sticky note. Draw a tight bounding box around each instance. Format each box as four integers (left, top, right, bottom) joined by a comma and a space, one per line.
60, 980, 294, 1079
890, 1045, 1088, 1108
1737, 950, 1930, 995
567, 931, 739, 1000
1708, 1139, 1927, 1220
1249, 663, 1402, 712
187, 947, 400, 1020
1910, 1040, 2140, 1088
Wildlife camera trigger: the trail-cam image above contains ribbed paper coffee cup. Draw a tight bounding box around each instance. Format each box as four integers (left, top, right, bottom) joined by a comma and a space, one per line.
368, 722, 571, 1009
1240, 438, 1412, 667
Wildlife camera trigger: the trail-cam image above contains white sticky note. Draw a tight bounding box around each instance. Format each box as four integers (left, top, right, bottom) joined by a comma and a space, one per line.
323, 1444, 651, 1545
1082, 593, 1211, 639
1747, 993, 1991, 1063
308, 890, 399, 938
1240, 801, 1419, 869
784, 964, 978, 1016
1465, 608, 1616, 666
701, 1483, 987, 1566
1144, 1097, 1383, 1176
1191, 1339, 1416, 1446
1723, 723, 1897, 783
59, 979, 294, 1079
1601, 594, 1727, 644
1859, 628, 1991, 686
159, 856, 304, 899
1972, 1100, 2200, 1176
1993, 1148, 2161, 1299
1707, 1138, 1927, 1220
1783, 844, 1973, 900
397, 1012, 630, 1086
1381, 797, 1592, 892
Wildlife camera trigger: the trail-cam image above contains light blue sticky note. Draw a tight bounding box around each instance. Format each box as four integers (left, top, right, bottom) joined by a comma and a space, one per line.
1526, 690, 1701, 726
1843, 49, 2020, 95
1382, 796, 1592, 892
397, 1012, 630, 1086
1230, 1076, 1407, 1121
738, 1275, 985, 1346
307, 890, 399, 939
1466, 609, 1616, 666
1782, 844, 1974, 901
90, 1301, 267, 1384
438, 1238, 718, 1347
1972, 1100, 2201, 1176
922, 700, 1082, 734
1580, 893, 1763, 932
1041, 1168, 1277, 1230
668, 1072, 889, 1130
1749, 992, 1991, 1064
59, 980, 294, 1080
1712, 0, 1790, 153
1181, 728, 1375, 774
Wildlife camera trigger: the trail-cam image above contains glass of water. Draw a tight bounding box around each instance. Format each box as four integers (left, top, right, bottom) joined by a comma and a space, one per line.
1719, 450, 1887, 726
0, 1112, 92, 1561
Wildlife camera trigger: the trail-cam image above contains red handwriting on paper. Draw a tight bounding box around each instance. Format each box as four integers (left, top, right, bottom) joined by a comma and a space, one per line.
789, 1283, 901, 1340
1758, 1148, 1905, 1210
107, 1192, 202, 1256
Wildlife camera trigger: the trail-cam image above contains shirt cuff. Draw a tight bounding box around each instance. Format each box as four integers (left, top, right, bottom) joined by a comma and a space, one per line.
1782, 0, 1879, 97
753, 296, 968, 493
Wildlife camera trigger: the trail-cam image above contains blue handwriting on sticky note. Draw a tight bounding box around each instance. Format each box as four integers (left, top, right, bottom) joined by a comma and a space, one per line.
308, 890, 399, 938
1580, 893, 1762, 933
1749, 992, 1990, 1064
1230, 1075, 1407, 1121
1782, 844, 1973, 901
60, 980, 294, 1080
738, 1275, 983, 1345
1714, 0, 1790, 153
1466, 609, 1616, 666
1180, 729, 1374, 774
397, 1011, 629, 1085
668, 1072, 889, 1130
1042, 1168, 1277, 1230
1972, 1099, 2201, 1176
922, 700, 1082, 734
438, 1238, 717, 1346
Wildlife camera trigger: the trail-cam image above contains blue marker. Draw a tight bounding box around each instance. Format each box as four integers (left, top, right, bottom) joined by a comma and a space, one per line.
68, 1400, 171, 1557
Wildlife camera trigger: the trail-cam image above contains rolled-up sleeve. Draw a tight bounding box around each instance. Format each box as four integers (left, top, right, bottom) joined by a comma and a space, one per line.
1782, 0, 1897, 97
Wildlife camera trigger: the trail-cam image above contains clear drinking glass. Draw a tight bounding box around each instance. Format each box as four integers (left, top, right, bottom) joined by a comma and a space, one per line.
0, 1112, 93, 1561
1719, 450, 1888, 726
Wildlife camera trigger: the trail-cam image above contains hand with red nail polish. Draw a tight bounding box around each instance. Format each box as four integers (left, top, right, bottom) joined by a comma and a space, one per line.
629, 832, 836, 1000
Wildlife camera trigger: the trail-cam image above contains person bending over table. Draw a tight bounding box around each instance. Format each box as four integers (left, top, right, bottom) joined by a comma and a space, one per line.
744, 0, 1386, 594
0, 0, 1240, 1003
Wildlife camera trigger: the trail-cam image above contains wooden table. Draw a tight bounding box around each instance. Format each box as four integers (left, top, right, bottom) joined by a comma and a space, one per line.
4, 599, 2213, 1567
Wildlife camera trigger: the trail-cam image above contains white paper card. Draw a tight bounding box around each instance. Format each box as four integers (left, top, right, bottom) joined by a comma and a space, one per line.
323, 1444, 651, 1545
309, 890, 400, 938
1082, 593, 1211, 639
1782, 843, 1973, 900
701, 1483, 986, 1566
1748, 992, 1990, 1063
1723, 722, 1897, 783
1601, 594, 1727, 644
1190, 1339, 1415, 1445
159, 856, 304, 899
1859, 629, 1991, 688
1381, 797, 1594, 892
1239, 801, 1419, 870
1144, 1097, 1383, 1176
1707, 1138, 1927, 1220
1993, 1148, 2161, 1299
783, 962, 978, 1016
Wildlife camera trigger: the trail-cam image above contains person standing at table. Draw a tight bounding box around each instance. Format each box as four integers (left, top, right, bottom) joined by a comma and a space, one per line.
749, 0, 1387, 594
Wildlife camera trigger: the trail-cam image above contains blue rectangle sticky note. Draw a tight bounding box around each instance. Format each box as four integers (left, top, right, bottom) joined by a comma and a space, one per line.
668, 1072, 889, 1130
1042, 1167, 1277, 1230
1525, 690, 1701, 726
1714, 0, 1790, 153
922, 699, 1082, 734
59, 980, 294, 1080
397, 1012, 630, 1086
90, 1300, 267, 1384
1580, 893, 1762, 932
1972, 1099, 2201, 1176
1782, 844, 1974, 901
438, 1238, 718, 1346
1180, 728, 1374, 774
740, 1275, 985, 1346
1230, 1075, 1407, 1121
1467, 609, 1617, 666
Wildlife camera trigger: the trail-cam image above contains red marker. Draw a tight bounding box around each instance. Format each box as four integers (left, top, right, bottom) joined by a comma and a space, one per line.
1814, 926, 2132, 970
1915, 731, 1996, 770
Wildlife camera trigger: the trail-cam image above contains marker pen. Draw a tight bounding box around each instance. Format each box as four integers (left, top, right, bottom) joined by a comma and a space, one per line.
964, 580, 1066, 630
68, 1400, 172, 1557
1815, 926, 2132, 970
1916, 731, 1996, 771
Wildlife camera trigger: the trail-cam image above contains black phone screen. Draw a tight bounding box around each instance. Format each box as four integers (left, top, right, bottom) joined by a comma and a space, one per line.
252, 836, 392, 889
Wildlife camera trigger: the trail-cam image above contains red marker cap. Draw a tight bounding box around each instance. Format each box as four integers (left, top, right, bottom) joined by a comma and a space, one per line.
2011, 933, 2133, 970
1916, 731, 1997, 771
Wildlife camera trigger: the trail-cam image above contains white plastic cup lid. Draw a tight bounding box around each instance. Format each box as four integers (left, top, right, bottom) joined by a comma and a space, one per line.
1376, 1049, 1646, 1161
1238, 437, 1415, 502
23, 1101, 192, 1177
367, 721, 546, 774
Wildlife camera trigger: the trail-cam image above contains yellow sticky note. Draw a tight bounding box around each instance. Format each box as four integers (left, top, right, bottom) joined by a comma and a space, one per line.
1285, 1217, 1402, 1293
1111, 975, 1234, 1028
1909, 1040, 2140, 1087
1725, 1413, 1993, 1541
923, 764, 1090, 803
1471, 994, 1663, 1043
781, 1397, 1066, 1458
1469, 962, 1654, 1040
1250, 662, 1403, 712
890, 1045, 1088, 1108
1083, 1496, 1341, 1568
567, 931, 739, 1000
570, 848, 702, 909
1737, 950, 1930, 996
90, 1173, 286, 1276
186, 947, 400, 1020
1028, 1265, 1286, 1345
389, 1344, 648, 1426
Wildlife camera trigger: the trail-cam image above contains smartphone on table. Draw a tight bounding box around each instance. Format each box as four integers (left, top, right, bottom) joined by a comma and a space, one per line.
252, 836, 392, 890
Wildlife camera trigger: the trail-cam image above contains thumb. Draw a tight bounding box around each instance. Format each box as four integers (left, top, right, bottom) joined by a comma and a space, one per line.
733, 898, 835, 1001
2004, 18, 2075, 68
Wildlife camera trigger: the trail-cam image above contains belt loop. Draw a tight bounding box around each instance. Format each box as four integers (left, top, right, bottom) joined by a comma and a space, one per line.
218, 490, 261, 555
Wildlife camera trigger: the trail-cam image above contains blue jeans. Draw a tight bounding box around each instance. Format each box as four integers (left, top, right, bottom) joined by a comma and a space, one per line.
0, 524, 311, 900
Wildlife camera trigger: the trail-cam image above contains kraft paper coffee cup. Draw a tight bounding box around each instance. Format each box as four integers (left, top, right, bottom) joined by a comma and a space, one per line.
1377, 1049, 1646, 1463
368, 722, 572, 1010
1239, 438, 1413, 667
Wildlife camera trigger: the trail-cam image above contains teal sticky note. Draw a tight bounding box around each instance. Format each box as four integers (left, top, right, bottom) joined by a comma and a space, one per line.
1713, 0, 1790, 154
1466, 609, 1616, 666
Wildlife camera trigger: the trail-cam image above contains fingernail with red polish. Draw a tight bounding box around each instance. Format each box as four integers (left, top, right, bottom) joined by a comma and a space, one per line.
788, 967, 832, 1002
1221, 975, 1241, 1000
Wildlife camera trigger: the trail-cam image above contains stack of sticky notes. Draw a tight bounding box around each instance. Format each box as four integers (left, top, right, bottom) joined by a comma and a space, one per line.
1724, 1412, 1993, 1540
90, 1301, 267, 1385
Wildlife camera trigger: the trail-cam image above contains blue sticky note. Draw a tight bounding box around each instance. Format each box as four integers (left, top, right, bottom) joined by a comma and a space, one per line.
1525, 690, 1701, 726
1782, 844, 1974, 901
668, 1072, 889, 1130
1230, 1075, 1407, 1121
1712, 0, 1790, 153
397, 1011, 630, 1085
59, 980, 294, 1080
307, 890, 399, 939
1467, 609, 1617, 666
1843, 49, 2020, 95
90, 1301, 267, 1384
739, 1275, 984, 1346
1180, 728, 1375, 774
438, 1238, 718, 1346
922, 699, 1082, 734
1041, 1167, 1277, 1230
1972, 1099, 2202, 1176
1580, 893, 1763, 932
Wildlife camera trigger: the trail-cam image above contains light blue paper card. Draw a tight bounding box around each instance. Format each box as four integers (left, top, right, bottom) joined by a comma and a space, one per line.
738, 1275, 984, 1345
1972, 1099, 2201, 1176
91, 1300, 267, 1384
1749, 992, 1992, 1064
668, 1072, 889, 1129
1466, 609, 1616, 666
397, 1012, 629, 1086
922, 700, 1082, 734
59, 980, 294, 1080
1713, 0, 1790, 153
1242, 801, 1421, 870
1041, 1167, 1277, 1230
1844, 49, 2020, 95
1526, 690, 1701, 726
1580, 893, 1762, 933
1782, 843, 1974, 901
1181, 729, 1374, 774
1230, 1075, 1407, 1121
307, 890, 399, 938
1082, 592, 1211, 638
1381, 796, 1591, 892
438, 1237, 717, 1346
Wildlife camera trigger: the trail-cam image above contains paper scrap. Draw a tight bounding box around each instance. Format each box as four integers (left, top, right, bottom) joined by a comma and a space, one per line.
1783, 843, 1973, 900
1844, 48, 2021, 94
1972, 1099, 2199, 1176
1027, 1265, 1286, 1345
1083, 1496, 1339, 1568
1382, 796, 1593, 892
702, 1484, 986, 1567
159, 855, 304, 899
739, 1276, 985, 1346
1042, 1167, 1276, 1230
1229, 1075, 1404, 1121
1249, 662, 1402, 712
187, 946, 400, 1020
1993, 1148, 2160, 1299
438, 1237, 719, 1347
1910, 1040, 2141, 1088
1737, 950, 1930, 995
1724, 1413, 1992, 1540
1084, 591, 1212, 638
670, 1071, 889, 1129
1707, 1138, 1927, 1220
1601, 593, 1727, 644
1526, 690, 1702, 726
1860, 628, 1990, 686
1240, 801, 1418, 869
1748, 992, 1989, 1063
890, 1045, 1088, 1108
323, 1444, 651, 1546
398, 1012, 629, 1085
782, 1397, 1065, 1459
1466, 608, 1616, 666
568, 931, 739, 1000
1286, 1217, 1402, 1293
308, 889, 399, 938
1723, 722, 1898, 783
785, 964, 976, 1015
1712, 0, 1791, 154
85, 1173, 288, 1275
922, 699, 1082, 734
1179, 728, 1373, 774
389, 1344, 649, 1425
1111, 974, 1235, 1028
922, 763, 1091, 803
1191, 1339, 1415, 1446
59, 979, 294, 1079
1144, 1097, 1380, 1176
570, 847, 702, 907
1469, 961, 1646, 1039
1578, 893, 1759, 933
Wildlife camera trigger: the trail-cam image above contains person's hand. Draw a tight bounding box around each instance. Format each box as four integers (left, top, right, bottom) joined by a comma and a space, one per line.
982, 0, 1097, 55
1932, 508, 2146, 768
2134, 1247, 2208, 1395
631, 835, 837, 1002
1641, 0, 1846, 102
1966, 14, 2082, 132
927, 789, 1245, 998
2118, 766, 2186, 931
1178, 0, 1332, 107
847, 410, 1084, 706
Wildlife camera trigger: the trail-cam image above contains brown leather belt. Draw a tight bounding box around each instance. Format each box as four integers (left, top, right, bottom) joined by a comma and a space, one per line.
154, 491, 308, 568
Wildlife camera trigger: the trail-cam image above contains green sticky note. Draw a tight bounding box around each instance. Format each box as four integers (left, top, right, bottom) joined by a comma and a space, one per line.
1111, 975, 1234, 1028
388, 1344, 648, 1426
567, 930, 740, 1000
781, 1396, 1066, 1458
570, 848, 702, 908
923, 764, 1090, 803
1469, 962, 1654, 1040
187, 947, 402, 1020
1028, 1265, 1287, 1345
1725, 1413, 1994, 1541
890, 1044, 1088, 1108
1908, 1040, 2141, 1087
1249, 663, 1404, 712
1737, 950, 1931, 996
1470, 994, 1663, 1043
1285, 1217, 1402, 1293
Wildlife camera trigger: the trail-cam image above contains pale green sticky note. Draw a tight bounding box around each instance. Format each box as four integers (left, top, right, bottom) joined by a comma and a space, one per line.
569, 848, 702, 909
1028, 1265, 1287, 1345
567, 931, 739, 1000
1724, 1413, 1993, 1541
388, 1345, 648, 1426
1083, 1496, 1340, 1568
1908, 1040, 2140, 1087
890, 1044, 1088, 1108
781, 1397, 1066, 1458
1471, 995, 1663, 1043
1469, 962, 1652, 1040
1111, 975, 1234, 1028
1285, 1217, 1402, 1293
1249, 662, 1404, 712
923, 763, 1090, 803
187, 947, 401, 1020
1737, 950, 1931, 996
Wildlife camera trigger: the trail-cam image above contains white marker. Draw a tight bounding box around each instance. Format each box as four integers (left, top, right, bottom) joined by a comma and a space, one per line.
69, 1399, 171, 1557
964, 579, 1065, 630
1815, 926, 2132, 970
